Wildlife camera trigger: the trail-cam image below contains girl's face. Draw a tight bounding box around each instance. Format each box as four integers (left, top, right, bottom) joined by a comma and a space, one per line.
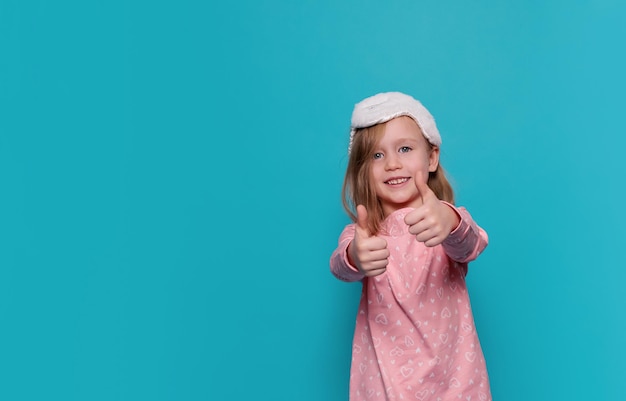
369, 116, 439, 217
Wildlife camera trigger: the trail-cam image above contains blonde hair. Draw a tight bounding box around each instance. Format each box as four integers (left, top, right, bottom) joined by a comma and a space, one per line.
341, 122, 455, 235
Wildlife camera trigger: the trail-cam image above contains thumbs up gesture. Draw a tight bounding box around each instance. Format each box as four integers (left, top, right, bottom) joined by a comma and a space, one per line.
348, 205, 389, 277
404, 171, 460, 247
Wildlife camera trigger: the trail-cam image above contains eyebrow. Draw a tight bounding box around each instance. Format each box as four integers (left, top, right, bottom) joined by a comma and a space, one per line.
393, 137, 421, 145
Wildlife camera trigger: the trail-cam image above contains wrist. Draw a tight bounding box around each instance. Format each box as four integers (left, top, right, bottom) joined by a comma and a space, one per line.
346, 241, 356, 267
441, 201, 461, 233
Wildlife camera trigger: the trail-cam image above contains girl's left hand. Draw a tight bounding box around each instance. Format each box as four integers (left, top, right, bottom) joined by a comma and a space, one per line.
404, 171, 460, 247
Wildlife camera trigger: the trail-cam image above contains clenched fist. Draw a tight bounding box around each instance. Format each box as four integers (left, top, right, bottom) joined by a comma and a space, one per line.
348, 205, 389, 277
404, 171, 460, 247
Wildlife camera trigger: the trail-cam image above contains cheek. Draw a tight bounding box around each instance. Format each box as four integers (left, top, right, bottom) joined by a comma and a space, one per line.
369, 163, 380, 178
414, 151, 432, 169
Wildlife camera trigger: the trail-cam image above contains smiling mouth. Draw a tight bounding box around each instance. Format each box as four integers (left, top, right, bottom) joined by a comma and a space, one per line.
385, 177, 409, 185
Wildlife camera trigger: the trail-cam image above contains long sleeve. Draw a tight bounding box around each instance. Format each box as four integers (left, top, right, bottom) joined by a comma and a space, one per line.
441, 204, 488, 263
329, 224, 366, 282
342, 207, 492, 401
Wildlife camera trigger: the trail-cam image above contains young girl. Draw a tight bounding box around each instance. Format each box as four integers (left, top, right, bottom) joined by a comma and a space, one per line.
330, 92, 491, 401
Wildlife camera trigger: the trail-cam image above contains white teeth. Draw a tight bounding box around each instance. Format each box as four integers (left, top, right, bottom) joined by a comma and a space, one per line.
386, 178, 408, 185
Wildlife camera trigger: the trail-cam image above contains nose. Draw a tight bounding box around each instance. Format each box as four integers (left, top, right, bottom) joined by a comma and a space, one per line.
384, 153, 401, 170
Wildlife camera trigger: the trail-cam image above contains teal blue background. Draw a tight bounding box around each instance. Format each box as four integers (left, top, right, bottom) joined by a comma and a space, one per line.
2, 1, 625, 400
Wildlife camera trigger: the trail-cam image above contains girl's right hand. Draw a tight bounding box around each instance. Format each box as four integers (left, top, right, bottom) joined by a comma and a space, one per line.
348, 205, 389, 277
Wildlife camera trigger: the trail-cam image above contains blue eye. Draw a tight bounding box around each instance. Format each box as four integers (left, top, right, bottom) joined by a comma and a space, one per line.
399, 146, 412, 153
373, 152, 384, 160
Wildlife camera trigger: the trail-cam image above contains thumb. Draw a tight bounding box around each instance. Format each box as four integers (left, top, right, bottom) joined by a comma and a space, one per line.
414, 170, 434, 201
355, 205, 371, 237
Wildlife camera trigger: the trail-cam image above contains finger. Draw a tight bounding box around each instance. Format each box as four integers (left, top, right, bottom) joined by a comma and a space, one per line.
363, 263, 388, 277
422, 229, 447, 247
367, 237, 388, 252
414, 170, 433, 201
407, 219, 430, 236
360, 248, 390, 262
415, 229, 435, 244
362, 257, 389, 269
423, 236, 444, 248
355, 205, 370, 235
404, 207, 425, 226
364, 268, 387, 277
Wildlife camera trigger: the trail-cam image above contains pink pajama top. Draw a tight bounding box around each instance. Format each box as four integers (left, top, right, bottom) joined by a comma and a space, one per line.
330, 206, 491, 401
